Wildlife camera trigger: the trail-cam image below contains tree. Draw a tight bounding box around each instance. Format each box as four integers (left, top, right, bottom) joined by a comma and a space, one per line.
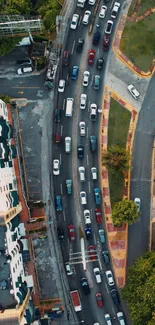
112, 199, 139, 226
122, 251, 155, 325
102, 145, 131, 173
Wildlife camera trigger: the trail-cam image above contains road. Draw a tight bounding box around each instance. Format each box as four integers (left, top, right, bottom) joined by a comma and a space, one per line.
53, 1, 127, 324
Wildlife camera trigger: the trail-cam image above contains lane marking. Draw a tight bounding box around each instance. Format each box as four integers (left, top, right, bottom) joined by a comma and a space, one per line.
61, 124, 63, 136
87, 154, 89, 166
63, 211, 66, 221
110, 0, 115, 9
90, 75, 94, 87
12, 86, 40, 89
78, 16, 82, 26
105, 282, 109, 294
88, 181, 91, 193
98, 256, 103, 271
63, 98, 65, 110
60, 153, 62, 165
71, 40, 75, 55
86, 127, 88, 138
60, 183, 63, 194
88, 101, 90, 112
112, 306, 116, 316
94, 233, 97, 244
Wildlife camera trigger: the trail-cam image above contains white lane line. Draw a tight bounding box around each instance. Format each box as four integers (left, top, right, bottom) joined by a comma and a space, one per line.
98, 256, 103, 271
86, 127, 88, 138
63, 98, 65, 110
61, 124, 63, 136
67, 238, 70, 247
60, 183, 63, 194
88, 181, 91, 193
110, 0, 115, 8
78, 16, 82, 26
60, 153, 62, 165
105, 282, 109, 294
112, 306, 116, 316
67, 73, 69, 81
73, 266, 76, 275
94, 233, 97, 244
86, 154, 89, 166
90, 75, 94, 87
88, 101, 90, 112
63, 211, 66, 221
71, 40, 75, 55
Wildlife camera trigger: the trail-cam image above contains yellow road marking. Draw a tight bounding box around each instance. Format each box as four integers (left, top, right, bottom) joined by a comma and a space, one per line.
12, 86, 40, 89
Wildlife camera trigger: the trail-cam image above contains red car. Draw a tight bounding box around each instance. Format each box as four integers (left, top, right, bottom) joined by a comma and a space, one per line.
68, 224, 76, 242
96, 293, 104, 308
103, 36, 110, 51
63, 50, 70, 66
88, 49, 96, 65
95, 208, 102, 224
55, 133, 61, 143
88, 245, 96, 261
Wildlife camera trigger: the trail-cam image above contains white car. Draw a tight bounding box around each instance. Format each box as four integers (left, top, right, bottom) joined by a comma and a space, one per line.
105, 270, 114, 286
82, 10, 91, 25
84, 210, 91, 224
65, 262, 73, 276
70, 14, 79, 30
99, 5, 107, 18
93, 267, 102, 283
134, 197, 141, 212
83, 71, 90, 87
53, 159, 60, 175
127, 84, 140, 99
79, 166, 85, 182
58, 79, 65, 92
105, 20, 113, 34
111, 2, 120, 18
80, 94, 87, 109
90, 103, 97, 121
89, 0, 96, 4
117, 312, 126, 325
80, 191, 87, 205
105, 314, 112, 325
79, 121, 86, 136
91, 167, 97, 180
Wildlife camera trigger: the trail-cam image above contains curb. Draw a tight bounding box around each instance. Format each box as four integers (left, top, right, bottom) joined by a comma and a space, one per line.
150, 140, 155, 250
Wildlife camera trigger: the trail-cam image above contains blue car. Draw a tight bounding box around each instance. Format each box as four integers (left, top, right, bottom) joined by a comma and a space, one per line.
56, 195, 63, 211
71, 65, 79, 80
99, 229, 105, 243
85, 227, 92, 240
94, 188, 101, 205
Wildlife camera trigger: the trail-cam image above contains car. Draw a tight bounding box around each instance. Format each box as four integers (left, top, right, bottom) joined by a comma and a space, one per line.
111, 2, 120, 18
65, 137, 71, 153
58, 79, 65, 92
17, 58, 32, 65
57, 227, 65, 241
53, 159, 60, 175
70, 14, 79, 29
103, 35, 110, 50
95, 208, 102, 223
93, 267, 102, 283
89, 0, 96, 4
110, 289, 120, 305
96, 293, 104, 308
94, 188, 101, 204
117, 312, 126, 325
88, 245, 96, 260
65, 262, 73, 276
79, 121, 86, 136
81, 277, 90, 295
134, 197, 141, 212
55, 195, 63, 211
85, 227, 92, 240
98, 229, 105, 243
66, 179, 72, 194
96, 58, 104, 70
94, 75, 100, 90
55, 108, 61, 123
102, 251, 109, 264
63, 50, 70, 66
80, 94, 87, 109
105, 270, 114, 286
92, 31, 101, 46
77, 145, 84, 159
99, 5, 107, 18
82, 10, 91, 25
90, 103, 97, 121
127, 84, 140, 99
71, 66, 79, 80
68, 225, 76, 242
84, 210, 91, 224
90, 135, 97, 151
76, 38, 84, 53
55, 133, 61, 144
80, 191, 87, 205
17, 66, 32, 75
88, 49, 96, 65
91, 167, 97, 180
105, 314, 112, 325
83, 71, 90, 87
79, 166, 85, 182
105, 20, 113, 34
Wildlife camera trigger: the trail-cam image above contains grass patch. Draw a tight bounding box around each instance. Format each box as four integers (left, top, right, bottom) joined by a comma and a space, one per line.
128, 0, 137, 16
108, 99, 131, 207
120, 14, 155, 72
138, 0, 155, 16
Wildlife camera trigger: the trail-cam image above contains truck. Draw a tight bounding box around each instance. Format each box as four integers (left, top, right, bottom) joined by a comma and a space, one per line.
70, 290, 82, 312
65, 98, 74, 117
77, 0, 86, 8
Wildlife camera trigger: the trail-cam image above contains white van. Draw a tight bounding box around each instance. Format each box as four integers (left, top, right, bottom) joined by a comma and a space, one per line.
78, 166, 85, 182
65, 137, 71, 153
93, 267, 102, 283
17, 66, 32, 75
65, 98, 74, 117
77, 0, 86, 7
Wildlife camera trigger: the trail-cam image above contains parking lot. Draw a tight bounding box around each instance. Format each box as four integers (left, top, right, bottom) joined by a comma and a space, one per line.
0, 46, 30, 76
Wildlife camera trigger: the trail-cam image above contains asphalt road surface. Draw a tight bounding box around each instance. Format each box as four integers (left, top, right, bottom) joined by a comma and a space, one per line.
53, 1, 127, 325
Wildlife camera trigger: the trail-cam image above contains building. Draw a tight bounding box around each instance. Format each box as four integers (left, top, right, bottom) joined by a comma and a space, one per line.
0, 99, 35, 325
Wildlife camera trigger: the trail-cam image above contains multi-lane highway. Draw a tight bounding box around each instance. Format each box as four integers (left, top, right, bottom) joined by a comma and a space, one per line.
52, 1, 126, 324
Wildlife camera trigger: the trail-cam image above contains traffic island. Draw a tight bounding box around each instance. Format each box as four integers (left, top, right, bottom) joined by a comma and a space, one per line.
100, 86, 138, 287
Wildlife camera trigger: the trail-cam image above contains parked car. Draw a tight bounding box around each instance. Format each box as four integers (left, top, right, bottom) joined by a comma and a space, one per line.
89, 0, 96, 4
80, 191, 87, 205
68, 224, 76, 241
17, 58, 32, 65
84, 210, 91, 224
71, 66, 79, 80
96, 57, 104, 70
95, 208, 102, 223
134, 197, 141, 211
103, 35, 110, 50
110, 289, 120, 305
91, 167, 97, 180
66, 179, 72, 194
92, 32, 101, 45
117, 312, 126, 325
82, 10, 91, 25
105, 270, 114, 286
79, 166, 85, 182
90, 135, 97, 151
94, 188, 101, 204
79, 121, 86, 136
93, 267, 102, 283
76, 38, 84, 53
63, 50, 70, 66
90, 103, 97, 121
98, 229, 105, 243
111, 2, 120, 18
70, 14, 79, 29
127, 84, 140, 99
105, 314, 112, 325
102, 250, 109, 264
53, 159, 60, 175
55, 133, 61, 144
80, 94, 87, 109
85, 227, 92, 240
58, 79, 65, 92
83, 71, 90, 87
99, 5, 107, 18
94, 75, 100, 90
81, 277, 90, 295
88, 49, 96, 65
57, 227, 65, 241
17, 66, 32, 75
96, 293, 104, 308
65, 137, 71, 153
105, 20, 113, 34
55, 195, 62, 211
88, 245, 96, 260
77, 145, 84, 159
55, 108, 61, 123
65, 262, 73, 276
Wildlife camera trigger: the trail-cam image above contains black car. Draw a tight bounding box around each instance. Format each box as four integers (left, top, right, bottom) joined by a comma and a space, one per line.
110, 289, 120, 305
96, 57, 104, 70
57, 227, 65, 241
55, 108, 61, 123
16, 58, 32, 65
85, 227, 92, 240
102, 250, 109, 263
76, 38, 84, 53
77, 145, 84, 159
81, 277, 90, 295
92, 31, 101, 46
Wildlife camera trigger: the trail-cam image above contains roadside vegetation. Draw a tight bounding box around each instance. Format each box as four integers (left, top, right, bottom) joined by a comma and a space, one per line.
112, 199, 139, 226
120, 0, 155, 72
104, 99, 131, 207
122, 251, 155, 325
